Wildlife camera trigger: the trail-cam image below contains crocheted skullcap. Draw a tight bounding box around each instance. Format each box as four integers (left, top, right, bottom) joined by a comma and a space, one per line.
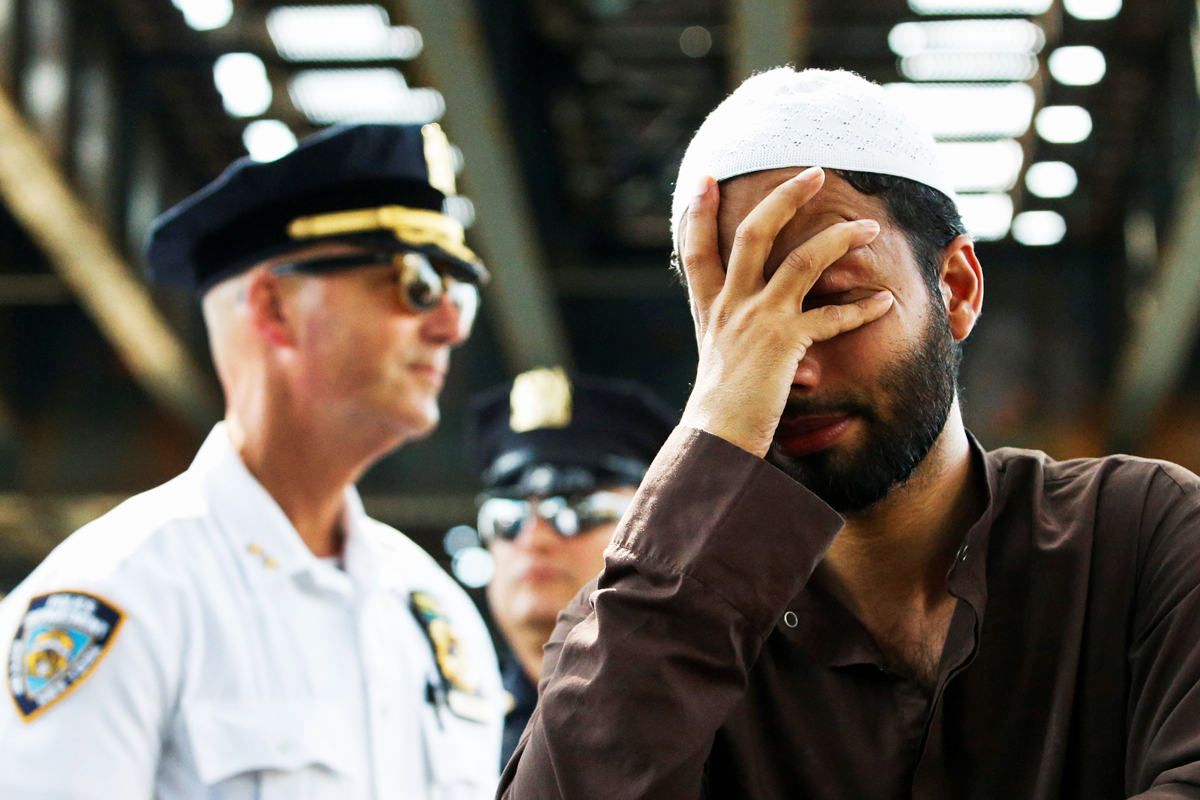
671, 67, 955, 248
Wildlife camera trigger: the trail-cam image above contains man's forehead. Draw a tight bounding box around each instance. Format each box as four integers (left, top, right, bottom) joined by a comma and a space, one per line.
715, 169, 892, 240
709, 168, 922, 291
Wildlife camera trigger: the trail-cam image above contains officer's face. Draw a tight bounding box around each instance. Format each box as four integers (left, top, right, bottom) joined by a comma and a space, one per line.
712, 169, 963, 512
266, 242, 470, 441
486, 485, 637, 646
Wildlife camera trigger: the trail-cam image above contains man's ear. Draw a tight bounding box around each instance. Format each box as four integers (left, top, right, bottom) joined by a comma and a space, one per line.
939, 235, 983, 341
245, 268, 295, 349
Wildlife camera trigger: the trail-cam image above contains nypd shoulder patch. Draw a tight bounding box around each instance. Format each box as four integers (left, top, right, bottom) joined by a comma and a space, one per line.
410, 590, 491, 723
8, 591, 124, 721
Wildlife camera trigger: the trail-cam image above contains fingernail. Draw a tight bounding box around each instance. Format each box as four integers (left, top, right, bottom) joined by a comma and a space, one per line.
857, 219, 880, 231
872, 291, 892, 300
693, 175, 713, 198
792, 166, 823, 183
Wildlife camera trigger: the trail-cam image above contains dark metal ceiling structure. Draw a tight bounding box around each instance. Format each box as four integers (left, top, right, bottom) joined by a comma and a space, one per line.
0, 0, 1199, 589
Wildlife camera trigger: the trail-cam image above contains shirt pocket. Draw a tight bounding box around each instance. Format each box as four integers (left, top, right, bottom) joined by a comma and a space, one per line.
423, 696, 502, 800
184, 699, 358, 800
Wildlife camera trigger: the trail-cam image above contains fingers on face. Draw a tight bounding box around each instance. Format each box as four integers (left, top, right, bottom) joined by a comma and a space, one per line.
725, 167, 825, 293
682, 168, 887, 353
801, 291, 894, 345
680, 175, 723, 309
764, 219, 880, 303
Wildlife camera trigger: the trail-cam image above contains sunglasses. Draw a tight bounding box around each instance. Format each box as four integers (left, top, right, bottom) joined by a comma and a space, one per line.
477, 491, 634, 545
272, 251, 480, 333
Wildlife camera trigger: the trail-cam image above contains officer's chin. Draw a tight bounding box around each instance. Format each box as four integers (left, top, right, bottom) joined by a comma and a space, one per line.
399, 402, 441, 443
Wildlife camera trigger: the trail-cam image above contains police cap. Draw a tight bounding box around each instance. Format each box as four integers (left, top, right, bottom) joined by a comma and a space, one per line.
145, 123, 487, 293
467, 368, 678, 497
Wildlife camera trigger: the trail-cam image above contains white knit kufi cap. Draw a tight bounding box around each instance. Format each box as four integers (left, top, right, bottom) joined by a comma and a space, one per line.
672, 67, 956, 247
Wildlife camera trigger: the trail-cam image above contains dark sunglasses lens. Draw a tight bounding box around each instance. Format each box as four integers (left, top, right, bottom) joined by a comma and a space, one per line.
399, 253, 443, 311
552, 508, 580, 537
478, 498, 530, 543
571, 491, 633, 534
447, 281, 480, 331
575, 510, 620, 533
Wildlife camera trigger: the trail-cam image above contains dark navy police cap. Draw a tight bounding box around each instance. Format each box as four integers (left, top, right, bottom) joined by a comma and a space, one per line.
466, 368, 678, 497
145, 123, 487, 293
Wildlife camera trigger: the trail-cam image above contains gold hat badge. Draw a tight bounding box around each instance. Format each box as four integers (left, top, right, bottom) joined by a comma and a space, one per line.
509, 367, 573, 433
421, 123, 457, 198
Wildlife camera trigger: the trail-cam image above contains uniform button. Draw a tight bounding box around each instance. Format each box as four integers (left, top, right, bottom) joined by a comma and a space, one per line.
958, 544, 969, 561
782, 611, 799, 628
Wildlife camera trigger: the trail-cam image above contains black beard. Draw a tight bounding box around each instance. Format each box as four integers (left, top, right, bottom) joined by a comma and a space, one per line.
765, 309, 959, 513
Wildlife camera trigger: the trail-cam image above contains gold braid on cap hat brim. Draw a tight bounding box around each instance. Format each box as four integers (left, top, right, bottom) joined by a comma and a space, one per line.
287, 205, 480, 267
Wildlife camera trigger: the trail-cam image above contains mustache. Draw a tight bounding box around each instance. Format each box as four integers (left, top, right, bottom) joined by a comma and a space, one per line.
781, 394, 881, 424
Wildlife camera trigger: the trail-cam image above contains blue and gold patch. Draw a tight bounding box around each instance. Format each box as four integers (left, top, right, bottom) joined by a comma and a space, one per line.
410, 590, 491, 723
8, 592, 124, 721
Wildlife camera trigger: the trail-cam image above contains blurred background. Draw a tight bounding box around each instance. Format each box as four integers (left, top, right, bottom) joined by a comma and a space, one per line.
0, 0, 1196, 594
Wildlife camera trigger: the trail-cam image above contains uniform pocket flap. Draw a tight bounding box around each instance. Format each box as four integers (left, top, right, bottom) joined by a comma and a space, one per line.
185, 699, 354, 785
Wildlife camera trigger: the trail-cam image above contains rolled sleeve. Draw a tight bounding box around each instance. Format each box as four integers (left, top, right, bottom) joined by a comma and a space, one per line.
500, 427, 843, 799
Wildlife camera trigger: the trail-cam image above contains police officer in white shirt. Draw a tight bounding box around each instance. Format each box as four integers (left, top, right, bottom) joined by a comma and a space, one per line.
0, 123, 505, 799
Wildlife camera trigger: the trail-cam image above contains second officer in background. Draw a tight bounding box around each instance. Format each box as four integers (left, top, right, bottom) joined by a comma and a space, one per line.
466, 368, 676, 765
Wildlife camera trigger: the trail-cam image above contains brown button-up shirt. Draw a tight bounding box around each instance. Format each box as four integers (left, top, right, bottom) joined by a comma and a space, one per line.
498, 427, 1200, 799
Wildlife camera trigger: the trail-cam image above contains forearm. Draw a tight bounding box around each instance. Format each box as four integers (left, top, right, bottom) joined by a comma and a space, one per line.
499, 427, 843, 798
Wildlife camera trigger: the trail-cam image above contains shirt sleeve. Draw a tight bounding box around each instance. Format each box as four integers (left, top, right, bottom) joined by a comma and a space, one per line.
498, 426, 844, 799
1126, 464, 1200, 798
0, 576, 181, 800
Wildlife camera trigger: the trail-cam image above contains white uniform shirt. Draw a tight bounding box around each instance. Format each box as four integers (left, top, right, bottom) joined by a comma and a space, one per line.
0, 424, 504, 799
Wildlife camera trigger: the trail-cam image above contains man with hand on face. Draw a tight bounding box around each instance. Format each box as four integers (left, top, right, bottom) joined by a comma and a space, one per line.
0, 124, 505, 798
465, 368, 676, 766
499, 69, 1200, 798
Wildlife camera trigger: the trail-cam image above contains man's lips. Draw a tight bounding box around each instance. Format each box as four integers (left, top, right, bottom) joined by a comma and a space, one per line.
408, 363, 445, 385
773, 413, 854, 457
520, 565, 571, 584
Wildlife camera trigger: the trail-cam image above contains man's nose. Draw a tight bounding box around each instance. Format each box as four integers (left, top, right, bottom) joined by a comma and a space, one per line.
792, 349, 823, 390
420, 293, 469, 345
513, 515, 561, 550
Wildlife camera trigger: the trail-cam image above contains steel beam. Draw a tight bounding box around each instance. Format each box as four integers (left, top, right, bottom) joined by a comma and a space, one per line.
1108, 12, 1200, 452
393, 0, 572, 374
0, 88, 220, 431
729, 0, 808, 86
1109, 163, 1200, 451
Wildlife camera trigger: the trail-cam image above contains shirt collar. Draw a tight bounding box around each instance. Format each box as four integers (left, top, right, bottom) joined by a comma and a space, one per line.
946, 432, 997, 616
342, 490, 388, 591
191, 423, 373, 598
783, 430, 996, 669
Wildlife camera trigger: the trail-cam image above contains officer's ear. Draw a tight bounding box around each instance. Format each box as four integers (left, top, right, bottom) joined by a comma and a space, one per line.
245, 267, 297, 349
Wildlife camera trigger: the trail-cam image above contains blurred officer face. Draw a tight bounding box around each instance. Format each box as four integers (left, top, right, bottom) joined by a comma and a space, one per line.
713, 169, 976, 512
258, 241, 471, 441
486, 485, 638, 645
